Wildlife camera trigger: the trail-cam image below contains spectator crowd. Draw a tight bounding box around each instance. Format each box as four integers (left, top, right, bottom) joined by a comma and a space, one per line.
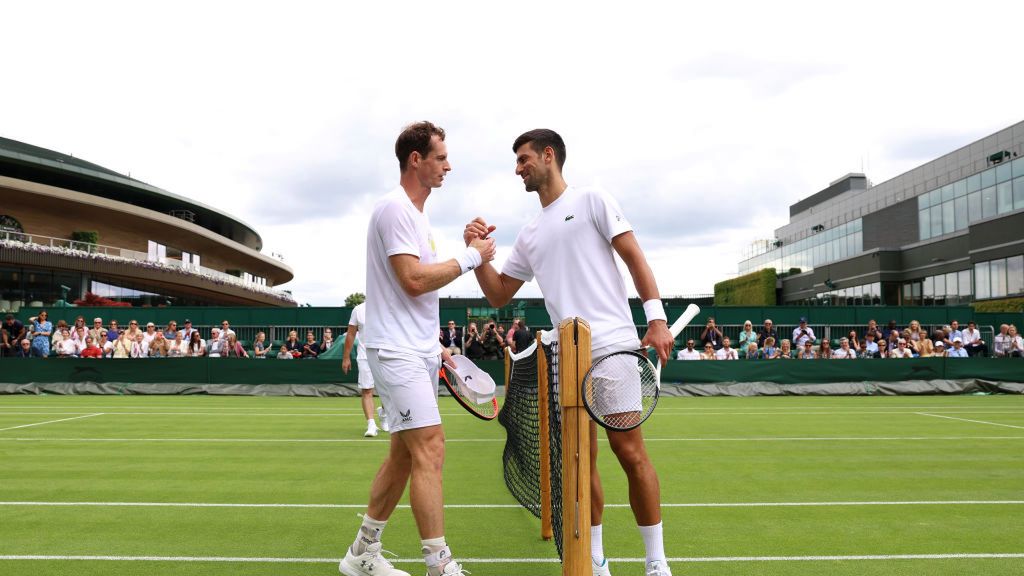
0, 312, 336, 360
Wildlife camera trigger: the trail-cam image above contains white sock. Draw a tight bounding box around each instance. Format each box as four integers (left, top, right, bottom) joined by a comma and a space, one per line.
421, 536, 451, 576
367, 418, 376, 428
638, 522, 666, 564
352, 514, 386, 555
591, 524, 605, 564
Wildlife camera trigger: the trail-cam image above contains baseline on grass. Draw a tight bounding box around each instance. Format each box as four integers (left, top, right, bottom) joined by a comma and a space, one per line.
581, 303, 700, 432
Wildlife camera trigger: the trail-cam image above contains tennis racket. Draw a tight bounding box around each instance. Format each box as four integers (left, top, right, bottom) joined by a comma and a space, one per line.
581, 303, 701, 431
439, 355, 500, 421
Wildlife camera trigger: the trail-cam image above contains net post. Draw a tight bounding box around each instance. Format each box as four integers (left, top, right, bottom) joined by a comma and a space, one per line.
558, 317, 591, 576
503, 346, 511, 392
536, 332, 553, 541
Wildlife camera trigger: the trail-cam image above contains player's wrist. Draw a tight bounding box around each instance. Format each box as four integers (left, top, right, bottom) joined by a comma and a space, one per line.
455, 246, 483, 274
642, 299, 667, 324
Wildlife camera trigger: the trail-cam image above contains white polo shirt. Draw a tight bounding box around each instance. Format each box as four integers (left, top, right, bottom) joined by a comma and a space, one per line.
347, 302, 369, 361
676, 348, 701, 360
363, 188, 440, 358
715, 346, 738, 360
502, 185, 639, 352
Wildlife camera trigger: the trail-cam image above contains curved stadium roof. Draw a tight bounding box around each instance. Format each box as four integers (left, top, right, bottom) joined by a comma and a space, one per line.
0, 136, 264, 251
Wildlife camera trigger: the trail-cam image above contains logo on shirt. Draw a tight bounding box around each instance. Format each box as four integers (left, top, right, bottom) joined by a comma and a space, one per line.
400, 409, 412, 422
564, 214, 574, 222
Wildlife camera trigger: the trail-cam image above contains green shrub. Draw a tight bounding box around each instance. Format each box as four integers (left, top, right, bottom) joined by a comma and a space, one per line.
715, 269, 777, 306
972, 297, 1024, 313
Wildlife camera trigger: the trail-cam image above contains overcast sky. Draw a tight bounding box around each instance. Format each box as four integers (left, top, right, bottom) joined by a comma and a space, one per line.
4, 1, 1024, 305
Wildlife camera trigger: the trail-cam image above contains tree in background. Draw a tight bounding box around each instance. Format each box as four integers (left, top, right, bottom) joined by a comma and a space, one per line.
345, 292, 366, 307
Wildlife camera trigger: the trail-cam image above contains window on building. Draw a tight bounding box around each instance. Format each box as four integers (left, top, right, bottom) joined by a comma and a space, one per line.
975, 262, 990, 299
1008, 255, 1024, 296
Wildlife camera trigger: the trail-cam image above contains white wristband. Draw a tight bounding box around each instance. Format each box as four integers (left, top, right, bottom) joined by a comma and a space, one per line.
642, 299, 667, 324
455, 246, 483, 274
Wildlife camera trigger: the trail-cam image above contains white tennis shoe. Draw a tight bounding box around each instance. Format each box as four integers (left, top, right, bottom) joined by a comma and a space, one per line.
364, 424, 378, 438
646, 560, 673, 576
339, 541, 409, 576
592, 556, 612, 575
377, 407, 390, 432
430, 559, 468, 575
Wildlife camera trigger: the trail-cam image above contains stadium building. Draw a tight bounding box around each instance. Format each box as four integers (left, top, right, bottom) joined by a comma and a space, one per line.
0, 137, 294, 309
739, 121, 1024, 306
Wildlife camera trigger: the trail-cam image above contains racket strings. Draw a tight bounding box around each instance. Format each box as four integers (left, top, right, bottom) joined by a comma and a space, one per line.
583, 351, 659, 431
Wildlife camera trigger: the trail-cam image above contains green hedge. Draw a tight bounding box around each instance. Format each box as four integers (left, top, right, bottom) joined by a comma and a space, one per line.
973, 297, 1024, 313
714, 269, 777, 306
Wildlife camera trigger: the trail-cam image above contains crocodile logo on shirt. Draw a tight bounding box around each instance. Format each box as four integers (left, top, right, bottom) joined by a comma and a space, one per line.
564, 214, 574, 222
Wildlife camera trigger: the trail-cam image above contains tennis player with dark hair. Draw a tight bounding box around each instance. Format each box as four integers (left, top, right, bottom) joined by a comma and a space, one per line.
339, 121, 496, 576
464, 128, 675, 576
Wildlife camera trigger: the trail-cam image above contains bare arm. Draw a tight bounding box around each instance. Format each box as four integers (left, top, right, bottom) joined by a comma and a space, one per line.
390, 236, 494, 298
611, 231, 672, 363
341, 325, 357, 373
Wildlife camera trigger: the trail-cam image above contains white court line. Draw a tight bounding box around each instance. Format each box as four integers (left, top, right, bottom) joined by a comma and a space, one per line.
1, 553, 1022, 564
0, 413, 103, 432
1, 435, 1022, 444
2, 499, 1022, 510
916, 412, 1024, 430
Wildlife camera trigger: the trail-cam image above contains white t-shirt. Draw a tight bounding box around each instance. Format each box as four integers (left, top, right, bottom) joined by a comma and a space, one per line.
502, 185, 638, 352
889, 348, 914, 358
832, 347, 856, 359
363, 188, 440, 357
676, 348, 701, 360
348, 302, 369, 361
961, 328, 981, 345
715, 347, 738, 360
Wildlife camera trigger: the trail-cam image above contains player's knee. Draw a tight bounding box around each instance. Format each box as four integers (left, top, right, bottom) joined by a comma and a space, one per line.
609, 436, 649, 469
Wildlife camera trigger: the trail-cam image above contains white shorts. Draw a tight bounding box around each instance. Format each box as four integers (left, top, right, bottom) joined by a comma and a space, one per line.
591, 339, 644, 417
356, 358, 374, 389
367, 348, 441, 433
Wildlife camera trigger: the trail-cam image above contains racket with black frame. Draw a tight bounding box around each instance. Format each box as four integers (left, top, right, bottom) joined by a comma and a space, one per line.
582, 303, 701, 431
439, 355, 500, 421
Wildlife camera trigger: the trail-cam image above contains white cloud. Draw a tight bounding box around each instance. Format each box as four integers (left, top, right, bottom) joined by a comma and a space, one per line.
3, 1, 1023, 304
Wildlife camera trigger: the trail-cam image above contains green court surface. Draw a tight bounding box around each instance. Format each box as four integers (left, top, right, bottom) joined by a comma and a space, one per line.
1, 394, 1022, 576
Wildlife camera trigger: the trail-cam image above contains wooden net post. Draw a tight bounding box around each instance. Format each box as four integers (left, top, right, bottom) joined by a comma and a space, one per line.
558, 318, 591, 576
536, 332, 553, 541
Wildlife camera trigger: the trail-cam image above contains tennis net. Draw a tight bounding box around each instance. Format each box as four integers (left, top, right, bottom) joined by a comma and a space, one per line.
499, 335, 564, 558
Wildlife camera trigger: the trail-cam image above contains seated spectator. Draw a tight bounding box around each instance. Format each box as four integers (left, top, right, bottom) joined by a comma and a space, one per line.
16, 338, 33, 358
993, 324, 1011, 357
886, 329, 901, 351
737, 321, 757, 353
149, 332, 169, 357
907, 320, 922, 341
715, 337, 738, 360
57, 327, 81, 357
277, 344, 293, 359
761, 336, 779, 359
142, 322, 158, 346
818, 338, 833, 359
901, 328, 915, 347
130, 332, 147, 358
1005, 325, 1023, 357
80, 336, 103, 358
163, 321, 178, 341
207, 328, 223, 357
798, 340, 817, 359
51, 319, 69, 349
676, 339, 701, 360
890, 338, 914, 358
700, 317, 723, 350
2, 314, 27, 357
792, 317, 815, 347
757, 319, 777, 349
847, 330, 860, 352
219, 320, 236, 342
863, 319, 880, 342
111, 331, 132, 358
776, 339, 795, 359
125, 320, 142, 341
916, 337, 934, 358
284, 330, 302, 358
253, 332, 269, 359
179, 319, 198, 342
743, 342, 759, 360
876, 339, 889, 359
185, 331, 205, 357
88, 317, 107, 345
301, 331, 320, 359
321, 328, 334, 351
700, 343, 716, 360
882, 319, 899, 341
947, 337, 968, 358
224, 333, 250, 358
961, 321, 988, 357
860, 333, 878, 357
463, 323, 484, 360
947, 320, 964, 345
106, 319, 120, 345
931, 341, 947, 357
167, 332, 185, 357
832, 337, 856, 359
71, 316, 87, 341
